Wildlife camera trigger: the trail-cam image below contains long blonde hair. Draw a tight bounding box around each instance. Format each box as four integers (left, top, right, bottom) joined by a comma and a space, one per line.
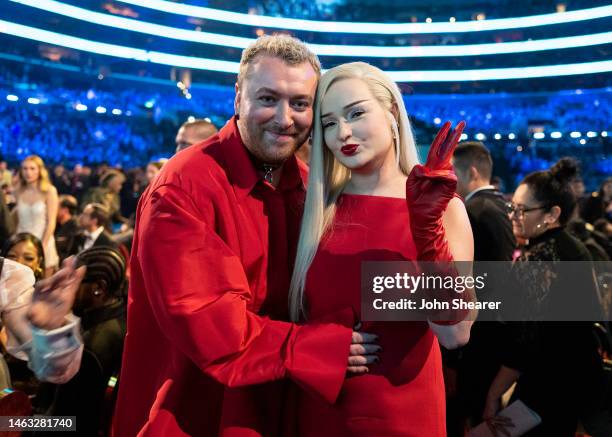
288, 62, 420, 321
18, 155, 51, 193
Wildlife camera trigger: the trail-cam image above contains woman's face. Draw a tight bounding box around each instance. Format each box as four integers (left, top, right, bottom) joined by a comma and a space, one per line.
7, 241, 42, 275
509, 184, 550, 240
21, 160, 40, 184
146, 164, 160, 184
320, 78, 395, 173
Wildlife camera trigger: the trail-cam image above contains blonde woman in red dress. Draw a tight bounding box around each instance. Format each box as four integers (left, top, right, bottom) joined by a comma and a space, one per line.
289, 62, 475, 436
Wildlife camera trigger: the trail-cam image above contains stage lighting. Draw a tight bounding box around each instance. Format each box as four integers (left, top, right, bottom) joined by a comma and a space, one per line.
494, 133, 501, 140
508, 133, 516, 140
475, 133, 487, 140
12, 0, 612, 58
433, 117, 441, 125
460, 133, 468, 141
550, 131, 562, 138
144, 100, 155, 109
586, 131, 597, 138
3, 18, 610, 81
533, 132, 545, 139
112, 108, 122, 115
6, 94, 19, 102
75, 103, 88, 111
580, 139, 586, 145
601, 131, 608, 137
96, 106, 107, 113
27, 97, 40, 104
570, 131, 581, 138
112, 0, 612, 34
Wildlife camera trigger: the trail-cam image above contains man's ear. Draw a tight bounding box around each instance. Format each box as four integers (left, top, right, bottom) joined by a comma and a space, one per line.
234, 82, 241, 116
469, 165, 480, 182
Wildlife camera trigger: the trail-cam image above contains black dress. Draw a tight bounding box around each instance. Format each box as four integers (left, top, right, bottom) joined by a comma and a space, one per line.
503, 227, 604, 436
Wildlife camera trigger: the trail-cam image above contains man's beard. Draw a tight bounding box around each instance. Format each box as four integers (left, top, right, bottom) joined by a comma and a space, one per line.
246, 126, 306, 165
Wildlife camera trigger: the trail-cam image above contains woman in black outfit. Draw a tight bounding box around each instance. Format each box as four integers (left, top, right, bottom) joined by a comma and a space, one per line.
483, 158, 605, 436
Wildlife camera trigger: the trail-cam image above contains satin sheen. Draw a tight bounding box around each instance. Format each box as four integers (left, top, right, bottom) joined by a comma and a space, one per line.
294, 194, 446, 437
112, 118, 352, 437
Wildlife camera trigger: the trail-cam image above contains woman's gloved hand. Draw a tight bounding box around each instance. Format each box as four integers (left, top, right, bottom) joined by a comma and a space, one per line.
406, 121, 465, 261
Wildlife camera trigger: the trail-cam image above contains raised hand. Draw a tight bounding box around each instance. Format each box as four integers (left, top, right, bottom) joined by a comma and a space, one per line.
28, 257, 86, 330
406, 121, 465, 261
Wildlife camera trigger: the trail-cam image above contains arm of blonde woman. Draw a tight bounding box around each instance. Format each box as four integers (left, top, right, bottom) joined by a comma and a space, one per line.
0, 257, 84, 383
427, 197, 476, 350
43, 185, 58, 247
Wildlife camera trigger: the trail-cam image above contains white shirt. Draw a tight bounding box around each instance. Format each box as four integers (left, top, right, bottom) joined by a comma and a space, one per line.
0, 259, 82, 383
83, 226, 105, 250
464, 185, 496, 202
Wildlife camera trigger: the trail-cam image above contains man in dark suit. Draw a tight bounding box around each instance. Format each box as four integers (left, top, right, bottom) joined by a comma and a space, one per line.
75, 203, 118, 253
453, 141, 515, 261
55, 195, 80, 262
445, 142, 516, 432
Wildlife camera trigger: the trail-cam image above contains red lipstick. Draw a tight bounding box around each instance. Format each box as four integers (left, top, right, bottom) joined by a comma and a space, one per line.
340, 144, 359, 156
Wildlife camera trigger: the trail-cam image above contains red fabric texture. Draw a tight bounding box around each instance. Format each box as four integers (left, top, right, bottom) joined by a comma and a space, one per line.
112, 118, 352, 437
292, 194, 447, 437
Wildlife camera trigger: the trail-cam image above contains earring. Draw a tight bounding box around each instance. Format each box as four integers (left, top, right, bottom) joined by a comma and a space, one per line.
93, 289, 101, 296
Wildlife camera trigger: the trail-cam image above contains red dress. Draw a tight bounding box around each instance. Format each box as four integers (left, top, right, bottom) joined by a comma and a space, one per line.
295, 194, 446, 437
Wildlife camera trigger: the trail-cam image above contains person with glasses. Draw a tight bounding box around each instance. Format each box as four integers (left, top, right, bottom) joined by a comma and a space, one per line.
483, 158, 604, 437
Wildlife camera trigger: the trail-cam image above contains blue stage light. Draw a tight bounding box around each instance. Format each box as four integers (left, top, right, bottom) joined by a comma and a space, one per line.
11, 1, 612, 58
1, 20, 610, 81
114, 0, 612, 34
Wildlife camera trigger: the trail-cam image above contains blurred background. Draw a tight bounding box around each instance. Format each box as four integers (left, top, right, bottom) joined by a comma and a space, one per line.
0, 0, 609, 190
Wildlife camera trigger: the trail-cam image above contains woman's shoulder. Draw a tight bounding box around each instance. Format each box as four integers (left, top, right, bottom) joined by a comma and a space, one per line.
556, 229, 593, 261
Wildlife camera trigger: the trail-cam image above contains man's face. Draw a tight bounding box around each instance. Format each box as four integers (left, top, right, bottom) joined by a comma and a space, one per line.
235, 56, 318, 165
79, 205, 96, 230
175, 126, 201, 153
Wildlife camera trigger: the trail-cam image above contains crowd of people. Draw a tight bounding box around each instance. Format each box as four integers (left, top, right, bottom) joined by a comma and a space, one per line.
0, 34, 610, 437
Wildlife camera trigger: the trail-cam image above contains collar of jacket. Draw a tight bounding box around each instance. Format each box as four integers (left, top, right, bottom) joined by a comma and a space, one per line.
219, 116, 307, 201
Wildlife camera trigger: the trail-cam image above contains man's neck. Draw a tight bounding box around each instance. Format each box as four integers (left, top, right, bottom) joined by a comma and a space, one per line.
465, 181, 495, 201
258, 164, 284, 187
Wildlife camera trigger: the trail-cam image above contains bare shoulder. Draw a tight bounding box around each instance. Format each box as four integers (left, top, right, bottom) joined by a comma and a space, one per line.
46, 185, 58, 199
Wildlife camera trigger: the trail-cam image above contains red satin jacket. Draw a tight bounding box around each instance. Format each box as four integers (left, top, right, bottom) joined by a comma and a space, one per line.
112, 118, 352, 437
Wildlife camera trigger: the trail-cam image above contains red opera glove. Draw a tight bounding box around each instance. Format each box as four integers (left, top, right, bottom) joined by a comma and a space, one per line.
406, 121, 465, 262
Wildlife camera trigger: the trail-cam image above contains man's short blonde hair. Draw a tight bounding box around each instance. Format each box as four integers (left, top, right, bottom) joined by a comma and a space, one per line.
237, 34, 321, 88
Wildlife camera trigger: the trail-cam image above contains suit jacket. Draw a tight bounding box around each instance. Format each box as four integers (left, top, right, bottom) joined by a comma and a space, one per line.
465, 188, 516, 261
70, 230, 119, 255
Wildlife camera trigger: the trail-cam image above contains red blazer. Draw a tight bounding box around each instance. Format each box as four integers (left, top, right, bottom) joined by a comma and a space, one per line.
112, 118, 351, 437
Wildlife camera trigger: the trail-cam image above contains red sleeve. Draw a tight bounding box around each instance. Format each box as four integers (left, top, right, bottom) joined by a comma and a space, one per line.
138, 184, 351, 403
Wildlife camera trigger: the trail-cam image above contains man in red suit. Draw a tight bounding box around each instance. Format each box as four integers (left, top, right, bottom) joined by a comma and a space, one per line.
113, 35, 377, 437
